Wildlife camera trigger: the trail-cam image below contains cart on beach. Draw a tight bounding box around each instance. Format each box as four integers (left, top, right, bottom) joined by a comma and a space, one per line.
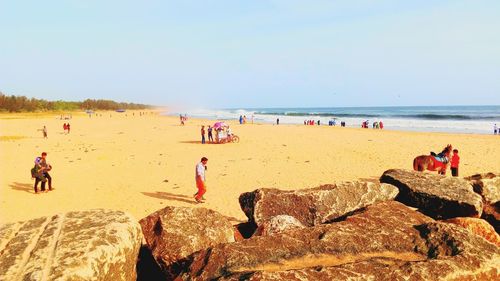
213, 122, 240, 144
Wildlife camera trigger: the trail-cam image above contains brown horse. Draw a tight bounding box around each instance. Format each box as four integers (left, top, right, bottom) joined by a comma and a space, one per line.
413, 144, 452, 175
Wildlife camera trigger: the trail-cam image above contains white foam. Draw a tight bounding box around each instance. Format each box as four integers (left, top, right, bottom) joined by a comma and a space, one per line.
165, 109, 499, 134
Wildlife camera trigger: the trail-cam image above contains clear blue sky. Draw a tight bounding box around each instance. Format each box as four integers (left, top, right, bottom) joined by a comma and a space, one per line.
1, 1, 499, 108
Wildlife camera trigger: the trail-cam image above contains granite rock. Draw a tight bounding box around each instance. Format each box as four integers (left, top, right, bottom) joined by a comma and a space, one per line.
0, 209, 143, 281
239, 181, 398, 227
139, 206, 235, 279
180, 202, 499, 280
443, 217, 500, 246
381, 169, 483, 219
254, 215, 305, 236
465, 172, 500, 233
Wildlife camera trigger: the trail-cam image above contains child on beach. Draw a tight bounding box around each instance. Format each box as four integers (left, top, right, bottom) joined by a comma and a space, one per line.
451, 149, 460, 177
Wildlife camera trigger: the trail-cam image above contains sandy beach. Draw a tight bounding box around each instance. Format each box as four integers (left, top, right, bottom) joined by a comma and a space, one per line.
1, 111, 499, 224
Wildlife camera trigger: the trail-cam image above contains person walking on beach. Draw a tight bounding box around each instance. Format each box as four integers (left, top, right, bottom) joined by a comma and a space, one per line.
201, 126, 206, 144
66, 123, 70, 134
450, 149, 460, 177
207, 125, 213, 143
276, 118, 280, 125
494, 124, 498, 135
32, 152, 53, 193
40, 126, 48, 138
194, 157, 208, 203
63, 123, 67, 133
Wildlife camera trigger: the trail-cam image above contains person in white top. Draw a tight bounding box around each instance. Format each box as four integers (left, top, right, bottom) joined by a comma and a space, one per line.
194, 157, 208, 203
494, 124, 498, 135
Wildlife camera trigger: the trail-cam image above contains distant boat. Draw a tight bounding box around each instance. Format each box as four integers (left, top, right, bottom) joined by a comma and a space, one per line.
116, 109, 126, 113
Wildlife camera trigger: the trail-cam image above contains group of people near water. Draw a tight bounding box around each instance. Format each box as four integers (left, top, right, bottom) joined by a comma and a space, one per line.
239, 115, 254, 124
362, 120, 384, 129
304, 120, 321, 125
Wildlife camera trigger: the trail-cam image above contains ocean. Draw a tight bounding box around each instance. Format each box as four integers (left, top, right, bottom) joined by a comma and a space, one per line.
167, 106, 500, 134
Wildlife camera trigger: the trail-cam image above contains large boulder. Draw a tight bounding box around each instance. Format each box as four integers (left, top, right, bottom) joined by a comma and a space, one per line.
380, 169, 483, 219
443, 217, 500, 247
239, 181, 398, 227
465, 173, 500, 233
178, 201, 500, 281
139, 206, 235, 279
0, 210, 143, 281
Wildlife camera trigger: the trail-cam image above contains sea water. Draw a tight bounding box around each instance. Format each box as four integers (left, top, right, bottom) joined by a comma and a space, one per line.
167, 106, 500, 135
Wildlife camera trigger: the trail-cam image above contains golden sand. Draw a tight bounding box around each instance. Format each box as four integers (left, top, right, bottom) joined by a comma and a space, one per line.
1, 112, 499, 224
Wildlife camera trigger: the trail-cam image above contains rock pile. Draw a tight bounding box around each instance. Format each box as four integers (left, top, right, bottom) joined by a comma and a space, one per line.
1, 171, 498, 280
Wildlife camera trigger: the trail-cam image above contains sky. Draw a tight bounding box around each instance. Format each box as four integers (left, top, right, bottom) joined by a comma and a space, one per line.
1, 0, 499, 108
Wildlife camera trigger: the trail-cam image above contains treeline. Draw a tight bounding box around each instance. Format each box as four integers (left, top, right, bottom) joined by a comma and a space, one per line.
0, 93, 152, 112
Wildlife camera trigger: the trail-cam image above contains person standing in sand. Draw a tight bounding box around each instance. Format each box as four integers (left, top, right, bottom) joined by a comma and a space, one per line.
207, 126, 213, 143
32, 152, 53, 193
201, 126, 206, 144
194, 157, 208, 203
494, 124, 498, 135
450, 149, 460, 177
40, 126, 48, 138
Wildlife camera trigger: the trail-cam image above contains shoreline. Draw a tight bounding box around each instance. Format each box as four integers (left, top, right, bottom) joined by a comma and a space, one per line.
167, 105, 500, 135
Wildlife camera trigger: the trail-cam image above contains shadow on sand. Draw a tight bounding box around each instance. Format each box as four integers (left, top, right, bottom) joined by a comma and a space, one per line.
10, 182, 34, 193
178, 140, 220, 145
141, 191, 198, 205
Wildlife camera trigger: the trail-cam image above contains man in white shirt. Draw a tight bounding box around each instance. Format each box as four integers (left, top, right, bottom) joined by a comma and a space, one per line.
194, 157, 208, 203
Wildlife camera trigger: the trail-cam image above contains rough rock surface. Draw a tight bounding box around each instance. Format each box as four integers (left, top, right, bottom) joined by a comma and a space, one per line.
254, 215, 305, 236
179, 201, 500, 281
0, 209, 143, 281
139, 206, 235, 279
465, 172, 500, 233
381, 169, 483, 219
443, 217, 500, 246
239, 181, 398, 227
